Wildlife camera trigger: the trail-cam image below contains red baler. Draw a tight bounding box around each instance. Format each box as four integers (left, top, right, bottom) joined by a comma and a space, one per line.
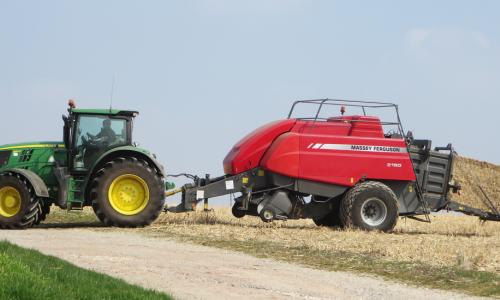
168, 99, 499, 232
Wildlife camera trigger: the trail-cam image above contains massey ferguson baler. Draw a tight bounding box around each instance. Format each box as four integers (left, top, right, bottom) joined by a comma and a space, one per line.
168, 99, 499, 232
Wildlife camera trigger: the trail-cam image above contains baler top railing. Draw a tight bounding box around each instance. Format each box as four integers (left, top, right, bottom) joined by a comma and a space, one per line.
287, 98, 405, 136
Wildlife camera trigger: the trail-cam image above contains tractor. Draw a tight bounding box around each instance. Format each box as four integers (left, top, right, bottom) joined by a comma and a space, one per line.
0, 100, 165, 229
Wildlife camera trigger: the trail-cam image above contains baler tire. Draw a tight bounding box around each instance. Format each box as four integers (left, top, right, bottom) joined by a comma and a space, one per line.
259, 208, 275, 223
90, 157, 165, 227
231, 204, 246, 218
0, 173, 42, 229
340, 181, 399, 232
312, 197, 343, 228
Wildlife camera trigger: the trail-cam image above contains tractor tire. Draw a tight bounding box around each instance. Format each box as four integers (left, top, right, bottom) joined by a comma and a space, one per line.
90, 157, 165, 227
34, 201, 51, 225
312, 197, 343, 228
340, 181, 399, 232
0, 173, 42, 229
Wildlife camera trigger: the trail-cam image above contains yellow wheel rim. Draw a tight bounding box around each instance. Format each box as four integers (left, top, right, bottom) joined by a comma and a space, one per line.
0, 186, 22, 218
108, 174, 150, 216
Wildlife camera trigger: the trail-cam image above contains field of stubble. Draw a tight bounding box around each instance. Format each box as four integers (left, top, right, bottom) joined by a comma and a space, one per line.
149, 208, 500, 273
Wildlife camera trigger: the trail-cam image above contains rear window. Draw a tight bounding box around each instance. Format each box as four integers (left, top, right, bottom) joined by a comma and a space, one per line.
0, 150, 11, 167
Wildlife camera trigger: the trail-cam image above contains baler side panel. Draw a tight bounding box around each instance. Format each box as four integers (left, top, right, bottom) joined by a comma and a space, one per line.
260, 132, 300, 178
223, 119, 296, 175
294, 120, 415, 186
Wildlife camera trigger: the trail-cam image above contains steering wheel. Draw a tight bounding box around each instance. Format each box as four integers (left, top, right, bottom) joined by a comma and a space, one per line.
82, 134, 99, 147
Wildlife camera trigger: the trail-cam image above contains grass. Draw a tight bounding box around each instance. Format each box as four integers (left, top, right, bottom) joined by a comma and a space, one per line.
0, 241, 172, 300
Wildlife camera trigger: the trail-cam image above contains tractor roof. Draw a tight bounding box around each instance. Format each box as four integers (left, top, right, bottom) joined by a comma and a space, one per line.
71, 108, 139, 117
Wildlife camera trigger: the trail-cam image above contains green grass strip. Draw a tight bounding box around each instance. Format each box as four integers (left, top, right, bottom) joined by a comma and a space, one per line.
0, 241, 173, 300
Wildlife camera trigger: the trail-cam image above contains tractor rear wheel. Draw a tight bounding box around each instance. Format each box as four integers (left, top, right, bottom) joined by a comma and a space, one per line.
0, 173, 42, 229
340, 181, 399, 232
90, 157, 165, 227
312, 196, 343, 228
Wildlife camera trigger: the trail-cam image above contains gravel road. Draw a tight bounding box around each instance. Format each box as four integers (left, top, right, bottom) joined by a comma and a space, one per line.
0, 229, 484, 300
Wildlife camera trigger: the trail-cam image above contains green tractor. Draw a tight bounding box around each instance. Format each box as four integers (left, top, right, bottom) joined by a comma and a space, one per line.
0, 101, 166, 229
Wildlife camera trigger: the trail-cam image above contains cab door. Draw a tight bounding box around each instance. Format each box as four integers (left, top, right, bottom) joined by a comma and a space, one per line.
71, 115, 130, 172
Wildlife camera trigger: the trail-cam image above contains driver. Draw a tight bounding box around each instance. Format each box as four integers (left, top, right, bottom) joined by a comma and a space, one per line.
87, 119, 116, 145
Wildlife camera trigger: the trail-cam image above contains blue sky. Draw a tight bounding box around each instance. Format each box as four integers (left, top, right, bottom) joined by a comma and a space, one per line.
1, 0, 499, 192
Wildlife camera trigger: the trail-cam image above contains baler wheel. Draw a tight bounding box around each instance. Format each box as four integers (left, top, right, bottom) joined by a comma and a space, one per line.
231, 204, 246, 218
340, 181, 399, 232
259, 208, 275, 223
90, 157, 165, 227
0, 173, 42, 229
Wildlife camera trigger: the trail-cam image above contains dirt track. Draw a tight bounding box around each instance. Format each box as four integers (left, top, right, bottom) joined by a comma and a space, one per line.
0, 229, 483, 300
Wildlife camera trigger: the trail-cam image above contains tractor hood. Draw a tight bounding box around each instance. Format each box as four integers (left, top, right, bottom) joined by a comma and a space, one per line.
223, 119, 296, 175
0, 141, 65, 151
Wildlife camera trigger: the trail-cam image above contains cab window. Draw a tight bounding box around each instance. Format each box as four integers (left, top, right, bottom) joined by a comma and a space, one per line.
73, 115, 128, 170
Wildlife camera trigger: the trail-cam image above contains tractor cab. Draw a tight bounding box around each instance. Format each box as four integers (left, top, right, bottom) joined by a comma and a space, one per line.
62, 101, 138, 172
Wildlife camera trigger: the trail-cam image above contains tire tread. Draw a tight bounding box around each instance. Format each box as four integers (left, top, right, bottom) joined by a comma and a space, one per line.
340, 181, 399, 231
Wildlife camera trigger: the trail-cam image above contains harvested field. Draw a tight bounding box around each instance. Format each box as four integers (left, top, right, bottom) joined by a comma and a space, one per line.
45, 207, 500, 273
453, 156, 499, 211
149, 209, 500, 273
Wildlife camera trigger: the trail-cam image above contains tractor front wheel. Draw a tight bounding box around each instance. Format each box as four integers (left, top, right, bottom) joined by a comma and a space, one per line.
91, 157, 165, 227
0, 173, 42, 229
340, 181, 399, 232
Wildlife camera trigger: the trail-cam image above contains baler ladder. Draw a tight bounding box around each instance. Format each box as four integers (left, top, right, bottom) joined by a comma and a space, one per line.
405, 142, 431, 222
412, 173, 431, 222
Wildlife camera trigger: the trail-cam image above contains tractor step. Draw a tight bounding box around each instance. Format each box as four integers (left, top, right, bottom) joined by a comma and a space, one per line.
68, 200, 85, 211
67, 178, 85, 211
